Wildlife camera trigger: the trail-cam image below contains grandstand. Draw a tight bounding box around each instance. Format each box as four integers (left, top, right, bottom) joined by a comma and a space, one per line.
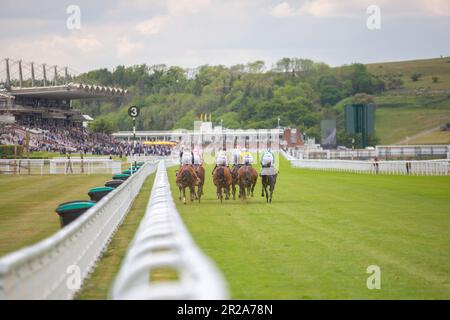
0, 58, 128, 155
0, 83, 127, 127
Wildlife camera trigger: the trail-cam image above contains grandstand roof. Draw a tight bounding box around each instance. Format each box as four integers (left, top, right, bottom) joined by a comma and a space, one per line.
8, 83, 128, 100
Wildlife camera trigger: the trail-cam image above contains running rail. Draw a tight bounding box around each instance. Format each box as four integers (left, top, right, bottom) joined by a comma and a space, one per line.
0, 162, 157, 299
289, 158, 449, 175
111, 160, 228, 299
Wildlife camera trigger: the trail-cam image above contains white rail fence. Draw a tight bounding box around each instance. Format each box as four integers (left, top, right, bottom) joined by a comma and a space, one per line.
111, 160, 228, 300
0, 159, 46, 175
0, 162, 157, 299
49, 158, 122, 174
287, 145, 450, 160
0, 158, 122, 175
290, 159, 450, 175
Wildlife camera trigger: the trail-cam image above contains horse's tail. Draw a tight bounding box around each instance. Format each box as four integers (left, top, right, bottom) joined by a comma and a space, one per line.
218, 166, 225, 186
182, 169, 191, 185
245, 168, 251, 185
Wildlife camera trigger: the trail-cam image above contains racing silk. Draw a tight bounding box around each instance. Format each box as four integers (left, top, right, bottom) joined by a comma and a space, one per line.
216, 151, 228, 166
193, 151, 202, 165
261, 151, 275, 167
232, 149, 241, 166
181, 151, 192, 165
240, 151, 253, 165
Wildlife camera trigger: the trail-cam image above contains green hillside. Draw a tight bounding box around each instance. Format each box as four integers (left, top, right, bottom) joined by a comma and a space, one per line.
374, 94, 450, 144
365, 57, 450, 144
75, 56, 450, 146
367, 57, 450, 91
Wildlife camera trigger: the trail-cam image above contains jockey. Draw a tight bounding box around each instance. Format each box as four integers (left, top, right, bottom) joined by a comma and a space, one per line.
192, 147, 203, 166
232, 146, 241, 167
179, 148, 200, 183
181, 150, 193, 166
261, 148, 275, 168
212, 148, 228, 175
240, 148, 253, 166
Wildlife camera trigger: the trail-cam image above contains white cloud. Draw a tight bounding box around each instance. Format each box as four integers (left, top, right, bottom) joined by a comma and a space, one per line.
270, 0, 365, 18
1, 0, 450, 73
74, 35, 103, 53
117, 37, 144, 57
270, 2, 295, 17
136, 15, 171, 35
270, 0, 450, 18
420, 0, 450, 16
135, 0, 213, 36
167, 0, 211, 15
167, 0, 212, 15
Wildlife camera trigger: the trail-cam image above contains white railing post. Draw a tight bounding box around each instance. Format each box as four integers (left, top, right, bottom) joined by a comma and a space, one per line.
0, 162, 157, 299
111, 160, 228, 300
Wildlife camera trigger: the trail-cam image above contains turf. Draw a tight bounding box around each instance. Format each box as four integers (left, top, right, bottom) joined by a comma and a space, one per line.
407, 130, 450, 145
168, 158, 450, 299
376, 105, 450, 144
0, 174, 110, 256
75, 174, 155, 300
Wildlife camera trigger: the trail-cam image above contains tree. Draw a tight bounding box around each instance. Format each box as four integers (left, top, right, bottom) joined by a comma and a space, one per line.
411, 73, 422, 82
88, 118, 114, 134
246, 61, 265, 73
276, 57, 292, 73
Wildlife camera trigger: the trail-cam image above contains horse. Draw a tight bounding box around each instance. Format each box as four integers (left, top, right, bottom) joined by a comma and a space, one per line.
230, 165, 240, 200
176, 165, 197, 204
193, 164, 205, 203
237, 165, 258, 201
212, 166, 232, 203
261, 173, 277, 203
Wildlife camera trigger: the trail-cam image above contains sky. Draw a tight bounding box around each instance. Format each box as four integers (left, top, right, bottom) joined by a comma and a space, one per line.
0, 0, 450, 74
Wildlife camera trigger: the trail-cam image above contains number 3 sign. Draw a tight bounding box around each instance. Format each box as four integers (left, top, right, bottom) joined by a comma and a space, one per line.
128, 106, 140, 118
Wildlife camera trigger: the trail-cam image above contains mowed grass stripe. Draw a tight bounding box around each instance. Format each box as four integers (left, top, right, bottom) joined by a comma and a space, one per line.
0, 174, 110, 256
168, 158, 450, 299
75, 174, 155, 300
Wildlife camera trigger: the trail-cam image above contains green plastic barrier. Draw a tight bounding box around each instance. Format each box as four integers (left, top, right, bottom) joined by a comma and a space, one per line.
56, 201, 95, 227
112, 173, 130, 181
88, 186, 114, 202
105, 180, 124, 188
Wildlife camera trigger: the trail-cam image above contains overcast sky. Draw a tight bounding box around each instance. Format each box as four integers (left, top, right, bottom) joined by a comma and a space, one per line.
1, 0, 449, 73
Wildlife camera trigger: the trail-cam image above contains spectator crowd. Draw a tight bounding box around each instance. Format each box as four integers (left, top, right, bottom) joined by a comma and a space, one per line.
0, 120, 174, 157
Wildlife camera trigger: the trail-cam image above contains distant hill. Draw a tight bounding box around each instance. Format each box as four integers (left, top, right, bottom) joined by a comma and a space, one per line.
366, 57, 450, 91
364, 57, 450, 144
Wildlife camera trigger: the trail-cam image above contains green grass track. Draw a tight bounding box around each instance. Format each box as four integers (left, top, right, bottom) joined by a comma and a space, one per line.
168, 158, 450, 299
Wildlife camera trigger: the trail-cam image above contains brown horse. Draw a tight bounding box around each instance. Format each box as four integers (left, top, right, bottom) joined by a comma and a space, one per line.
212, 166, 232, 203
194, 164, 205, 203
176, 165, 197, 204
237, 165, 258, 201
230, 165, 240, 200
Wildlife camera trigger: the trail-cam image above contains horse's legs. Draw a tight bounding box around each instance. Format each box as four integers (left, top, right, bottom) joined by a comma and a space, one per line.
198, 184, 202, 203
232, 183, 236, 200
179, 186, 182, 200
261, 178, 265, 197
264, 184, 269, 203
240, 184, 246, 201
190, 186, 196, 202
217, 185, 222, 203
225, 185, 230, 200
270, 179, 276, 203
182, 187, 186, 205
